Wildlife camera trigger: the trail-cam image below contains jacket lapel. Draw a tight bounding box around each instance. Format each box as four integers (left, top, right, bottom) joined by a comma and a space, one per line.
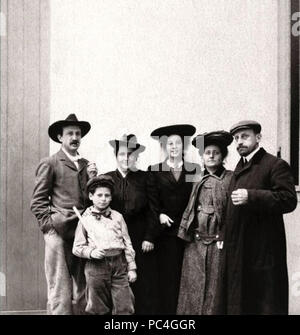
78, 158, 87, 173
161, 161, 178, 184
234, 148, 266, 177
181, 172, 207, 222
58, 149, 78, 172
170, 161, 191, 184
234, 157, 246, 176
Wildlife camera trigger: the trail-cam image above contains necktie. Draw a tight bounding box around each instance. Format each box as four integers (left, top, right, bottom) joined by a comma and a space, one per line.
71, 155, 81, 169
91, 210, 112, 220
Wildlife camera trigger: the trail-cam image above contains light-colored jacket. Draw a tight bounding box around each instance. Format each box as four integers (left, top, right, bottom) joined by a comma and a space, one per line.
177, 169, 233, 242
30, 149, 89, 239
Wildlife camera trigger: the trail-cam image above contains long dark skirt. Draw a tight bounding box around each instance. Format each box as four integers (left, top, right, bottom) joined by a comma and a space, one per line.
130, 240, 158, 315
156, 235, 185, 315
177, 240, 223, 315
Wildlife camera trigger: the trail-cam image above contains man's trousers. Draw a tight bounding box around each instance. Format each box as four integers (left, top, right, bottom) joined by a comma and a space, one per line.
44, 229, 86, 315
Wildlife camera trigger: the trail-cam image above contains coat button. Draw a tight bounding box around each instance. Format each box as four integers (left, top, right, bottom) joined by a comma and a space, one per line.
195, 233, 201, 241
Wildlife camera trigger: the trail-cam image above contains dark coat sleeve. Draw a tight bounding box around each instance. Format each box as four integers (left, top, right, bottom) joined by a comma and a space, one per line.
247, 158, 297, 214
30, 158, 54, 233
146, 166, 164, 239
143, 170, 161, 242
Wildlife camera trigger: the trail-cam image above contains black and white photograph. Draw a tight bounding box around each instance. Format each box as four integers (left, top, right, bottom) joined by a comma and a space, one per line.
0, 0, 299, 320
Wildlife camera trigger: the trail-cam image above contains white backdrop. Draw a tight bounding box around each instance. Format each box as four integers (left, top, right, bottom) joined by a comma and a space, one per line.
49, 0, 279, 173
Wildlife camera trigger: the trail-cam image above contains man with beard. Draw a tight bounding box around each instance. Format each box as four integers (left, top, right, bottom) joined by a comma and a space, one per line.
224, 120, 297, 315
31, 114, 97, 314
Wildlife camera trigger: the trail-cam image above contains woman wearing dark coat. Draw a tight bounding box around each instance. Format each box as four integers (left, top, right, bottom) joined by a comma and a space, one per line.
177, 131, 233, 315
148, 124, 200, 314
105, 134, 159, 314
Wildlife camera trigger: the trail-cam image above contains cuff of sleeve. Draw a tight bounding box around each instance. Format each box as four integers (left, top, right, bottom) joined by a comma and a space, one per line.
143, 235, 154, 243
177, 226, 192, 242
247, 189, 255, 204
41, 219, 54, 234
127, 261, 137, 271
86, 247, 96, 259
74, 247, 95, 259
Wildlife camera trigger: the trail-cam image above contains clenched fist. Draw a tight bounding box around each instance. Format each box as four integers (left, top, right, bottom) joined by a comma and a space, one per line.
142, 241, 154, 253
231, 188, 248, 205
90, 248, 106, 259
87, 162, 98, 179
128, 270, 137, 283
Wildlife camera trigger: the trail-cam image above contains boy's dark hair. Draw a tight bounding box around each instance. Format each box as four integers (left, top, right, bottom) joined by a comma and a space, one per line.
88, 181, 114, 196
86, 175, 115, 196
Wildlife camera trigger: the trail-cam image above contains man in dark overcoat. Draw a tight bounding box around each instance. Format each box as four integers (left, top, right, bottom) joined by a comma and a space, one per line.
30, 114, 97, 314
224, 120, 297, 315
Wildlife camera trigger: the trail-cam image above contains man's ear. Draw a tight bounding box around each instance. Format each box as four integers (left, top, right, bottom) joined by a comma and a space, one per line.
256, 133, 262, 143
57, 134, 62, 143
88, 192, 93, 200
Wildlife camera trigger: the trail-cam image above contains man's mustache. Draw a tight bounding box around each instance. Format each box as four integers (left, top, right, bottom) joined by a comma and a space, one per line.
70, 141, 79, 145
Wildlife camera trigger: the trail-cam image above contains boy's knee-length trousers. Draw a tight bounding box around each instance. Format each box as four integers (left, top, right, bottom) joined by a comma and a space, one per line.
84, 253, 134, 315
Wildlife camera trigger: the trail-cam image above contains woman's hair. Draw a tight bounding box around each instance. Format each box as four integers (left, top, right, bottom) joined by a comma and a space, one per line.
160, 135, 188, 160
160, 135, 185, 147
113, 142, 120, 156
114, 143, 139, 159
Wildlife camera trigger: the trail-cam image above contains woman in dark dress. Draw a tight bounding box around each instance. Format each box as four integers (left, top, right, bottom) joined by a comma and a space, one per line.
177, 131, 233, 315
105, 134, 159, 315
148, 124, 200, 314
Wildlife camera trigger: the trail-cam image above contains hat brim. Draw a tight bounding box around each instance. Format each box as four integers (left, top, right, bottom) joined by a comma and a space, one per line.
151, 124, 196, 139
230, 124, 261, 135
109, 140, 145, 153
48, 120, 91, 143
192, 131, 233, 148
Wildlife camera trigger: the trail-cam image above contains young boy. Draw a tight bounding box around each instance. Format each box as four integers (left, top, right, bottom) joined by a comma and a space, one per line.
72, 174, 137, 315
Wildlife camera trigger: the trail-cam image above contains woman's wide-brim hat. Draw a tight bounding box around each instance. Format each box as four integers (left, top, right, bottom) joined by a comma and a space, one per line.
151, 124, 196, 140
109, 134, 145, 153
48, 113, 91, 143
192, 130, 233, 149
87, 175, 115, 193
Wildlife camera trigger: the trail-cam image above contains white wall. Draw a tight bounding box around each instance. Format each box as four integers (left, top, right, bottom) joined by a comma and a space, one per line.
49, 0, 300, 315
49, 0, 279, 173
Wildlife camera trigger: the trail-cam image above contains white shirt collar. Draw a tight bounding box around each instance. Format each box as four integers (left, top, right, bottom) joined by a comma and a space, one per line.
117, 167, 128, 178
62, 147, 81, 168
244, 145, 260, 162
166, 159, 183, 169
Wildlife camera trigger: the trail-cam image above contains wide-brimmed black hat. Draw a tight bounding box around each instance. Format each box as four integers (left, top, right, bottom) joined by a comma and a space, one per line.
229, 120, 261, 135
151, 124, 196, 139
48, 114, 91, 143
87, 175, 115, 193
109, 134, 145, 153
192, 130, 233, 149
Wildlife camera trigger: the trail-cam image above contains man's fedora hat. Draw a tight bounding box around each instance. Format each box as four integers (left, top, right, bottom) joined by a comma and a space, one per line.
87, 175, 115, 193
229, 120, 261, 135
48, 114, 91, 143
192, 130, 233, 149
109, 134, 145, 153
151, 124, 196, 139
